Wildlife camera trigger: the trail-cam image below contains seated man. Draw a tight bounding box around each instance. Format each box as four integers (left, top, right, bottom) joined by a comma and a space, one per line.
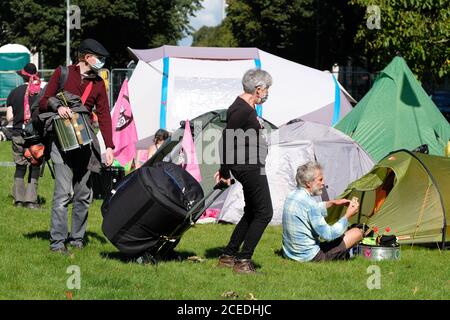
282, 161, 362, 262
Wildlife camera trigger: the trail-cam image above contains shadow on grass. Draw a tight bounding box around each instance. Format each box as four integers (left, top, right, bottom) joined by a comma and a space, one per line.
37, 196, 47, 205
204, 246, 226, 259
100, 249, 198, 264
23, 230, 108, 244
274, 248, 284, 258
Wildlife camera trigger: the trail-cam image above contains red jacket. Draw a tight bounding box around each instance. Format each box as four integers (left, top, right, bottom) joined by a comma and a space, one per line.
39, 65, 114, 149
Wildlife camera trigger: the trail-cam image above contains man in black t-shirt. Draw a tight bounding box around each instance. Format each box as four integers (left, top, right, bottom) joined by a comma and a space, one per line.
6, 63, 41, 209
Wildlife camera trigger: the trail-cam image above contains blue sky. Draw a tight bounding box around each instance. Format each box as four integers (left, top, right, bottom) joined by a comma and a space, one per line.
178, 0, 226, 46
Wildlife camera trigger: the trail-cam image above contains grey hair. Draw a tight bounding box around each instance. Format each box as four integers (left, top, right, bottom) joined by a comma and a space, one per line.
242, 68, 273, 94
296, 161, 323, 188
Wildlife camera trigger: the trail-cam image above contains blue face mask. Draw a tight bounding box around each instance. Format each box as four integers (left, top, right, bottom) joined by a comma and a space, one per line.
90, 57, 105, 72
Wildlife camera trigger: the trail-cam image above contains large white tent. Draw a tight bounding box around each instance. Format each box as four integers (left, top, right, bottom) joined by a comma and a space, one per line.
118, 46, 354, 150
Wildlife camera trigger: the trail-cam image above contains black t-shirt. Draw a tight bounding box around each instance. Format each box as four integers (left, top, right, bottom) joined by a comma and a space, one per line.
219, 96, 268, 179
6, 84, 39, 130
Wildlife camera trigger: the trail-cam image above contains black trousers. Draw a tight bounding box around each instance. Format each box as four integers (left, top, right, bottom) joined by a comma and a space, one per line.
223, 166, 273, 260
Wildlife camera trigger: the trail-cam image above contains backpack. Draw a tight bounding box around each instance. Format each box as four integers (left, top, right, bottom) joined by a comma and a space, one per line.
24, 66, 68, 142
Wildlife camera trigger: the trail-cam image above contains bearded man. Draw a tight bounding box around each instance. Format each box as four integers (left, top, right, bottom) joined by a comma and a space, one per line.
282, 161, 362, 262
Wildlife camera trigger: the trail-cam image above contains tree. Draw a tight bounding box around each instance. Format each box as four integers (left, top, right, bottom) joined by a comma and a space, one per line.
350, 0, 450, 79
192, 22, 237, 47
0, 0, 202, 67
221, 0, 362, 70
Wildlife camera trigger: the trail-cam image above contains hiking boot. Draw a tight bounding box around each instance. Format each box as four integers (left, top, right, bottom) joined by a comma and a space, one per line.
50, 247, 71, 255
217, 254, 235, 268
233, 259, 257, 274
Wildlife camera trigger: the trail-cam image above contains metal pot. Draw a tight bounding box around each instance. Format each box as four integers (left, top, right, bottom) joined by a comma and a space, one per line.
357, 244, 401, 261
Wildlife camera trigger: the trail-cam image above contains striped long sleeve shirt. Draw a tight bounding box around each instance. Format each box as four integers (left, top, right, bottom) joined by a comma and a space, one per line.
282, 188, 348, 262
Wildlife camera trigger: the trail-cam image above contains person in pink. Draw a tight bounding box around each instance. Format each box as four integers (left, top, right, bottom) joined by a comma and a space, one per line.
6, 63, 41, 209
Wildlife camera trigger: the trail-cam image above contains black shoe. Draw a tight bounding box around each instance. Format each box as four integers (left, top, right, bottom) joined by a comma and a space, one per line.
164, 249, 182, 262
69, 242, 84, 250
14, 201, 24, 207
25, 202, 41, 210
50, 247, 71, 255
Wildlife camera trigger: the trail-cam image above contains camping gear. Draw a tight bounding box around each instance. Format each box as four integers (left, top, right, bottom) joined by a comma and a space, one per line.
91, 166, 125, 200
101, 161, 232, 261
218, 119, 375, 225
97, 46, 355, 155
335, 56, 450, 162
24, 144, 45, 166
53, 113, 92, 151
358, 244, 401, 261
327, 150, 450, 246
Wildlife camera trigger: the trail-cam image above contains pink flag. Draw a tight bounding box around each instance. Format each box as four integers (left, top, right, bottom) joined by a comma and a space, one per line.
111, 79, 138, 166
180, 119, 202, 182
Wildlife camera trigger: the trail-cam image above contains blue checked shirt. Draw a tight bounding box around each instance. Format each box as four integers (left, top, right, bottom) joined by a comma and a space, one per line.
282, 188, 348, 262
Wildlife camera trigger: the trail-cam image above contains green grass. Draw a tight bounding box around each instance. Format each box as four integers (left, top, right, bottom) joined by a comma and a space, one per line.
0, 141, 448, 300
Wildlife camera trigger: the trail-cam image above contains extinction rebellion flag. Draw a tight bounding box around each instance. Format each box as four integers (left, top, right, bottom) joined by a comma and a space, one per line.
111, 79, 138, 166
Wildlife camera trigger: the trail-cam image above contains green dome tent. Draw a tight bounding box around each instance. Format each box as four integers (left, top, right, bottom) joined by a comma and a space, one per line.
327, 150, 450, 246
335, 56, 450, 162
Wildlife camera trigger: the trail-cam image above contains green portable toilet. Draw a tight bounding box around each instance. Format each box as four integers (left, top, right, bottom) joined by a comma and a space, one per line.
0, 44, 30, 105
327, 150, 450, 246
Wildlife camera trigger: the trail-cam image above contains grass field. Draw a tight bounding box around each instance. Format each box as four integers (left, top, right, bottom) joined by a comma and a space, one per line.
0, 141, 448, 300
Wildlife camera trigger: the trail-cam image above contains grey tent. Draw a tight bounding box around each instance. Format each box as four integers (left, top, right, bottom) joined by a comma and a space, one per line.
218, 119, 375, 225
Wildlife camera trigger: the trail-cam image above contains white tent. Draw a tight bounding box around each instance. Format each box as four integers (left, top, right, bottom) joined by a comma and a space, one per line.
217, 119, 375, 225
115, 46, 354, 151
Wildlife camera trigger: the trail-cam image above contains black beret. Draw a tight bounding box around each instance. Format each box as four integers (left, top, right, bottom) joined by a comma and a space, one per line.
79, 38, 109, 57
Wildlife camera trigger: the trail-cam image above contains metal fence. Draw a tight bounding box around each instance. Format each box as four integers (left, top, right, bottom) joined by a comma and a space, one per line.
110, 68, 134, 107
338, 71, 376, 102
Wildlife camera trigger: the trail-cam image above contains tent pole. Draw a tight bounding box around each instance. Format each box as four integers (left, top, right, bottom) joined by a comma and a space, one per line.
357, 191, 365, 224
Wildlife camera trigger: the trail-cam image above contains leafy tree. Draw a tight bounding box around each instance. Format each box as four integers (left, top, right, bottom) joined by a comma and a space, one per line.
192, 22, 237, 47
350, 0, 450, 79
220, 0, 361, 70
0, 0, 202, 67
